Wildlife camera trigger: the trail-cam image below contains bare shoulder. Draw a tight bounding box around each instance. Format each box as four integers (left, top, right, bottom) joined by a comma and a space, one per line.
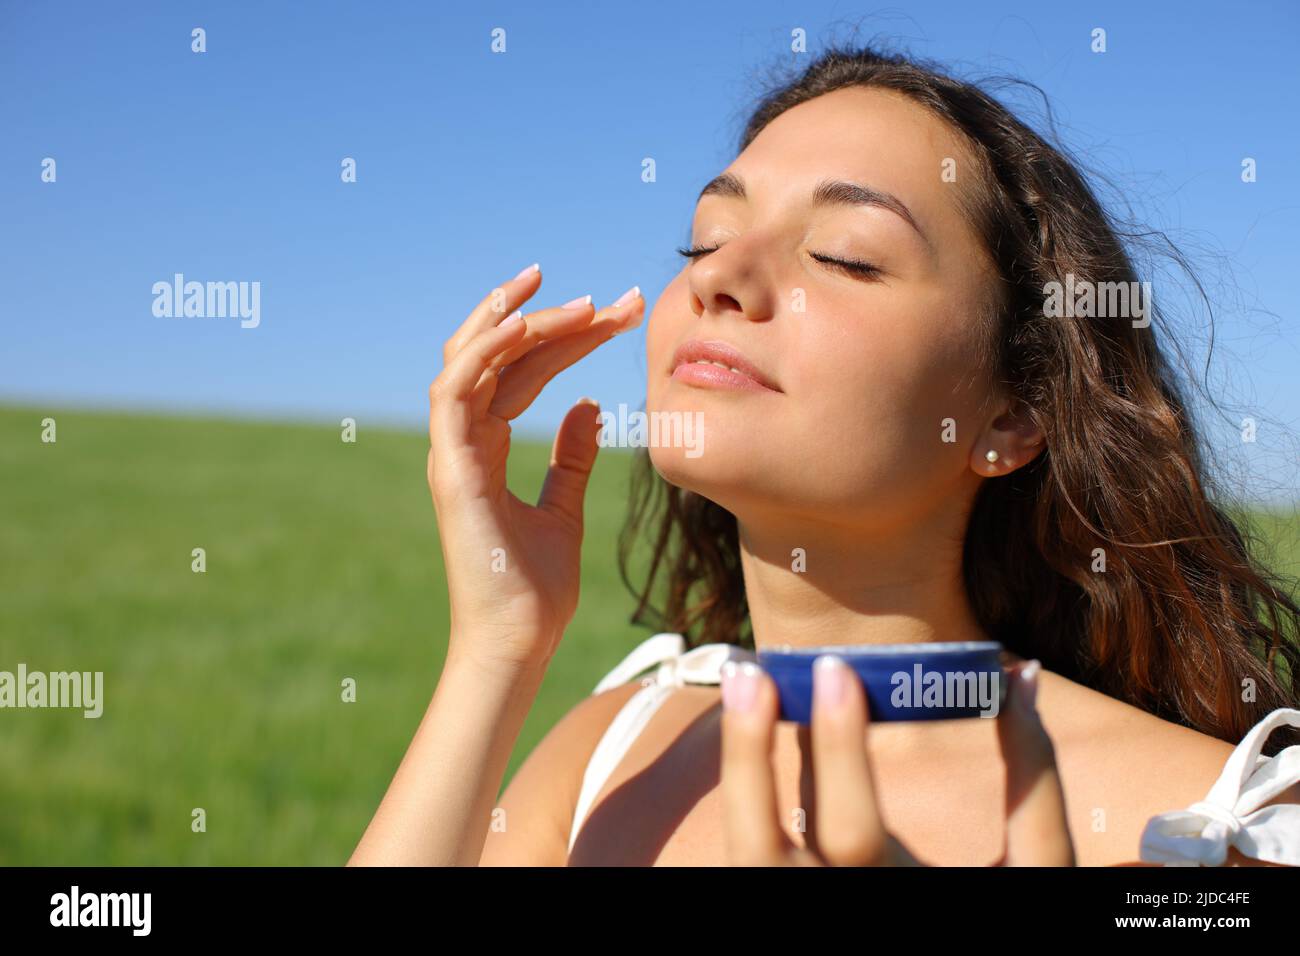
478, 679, 644, 866
1035, 668, 1300, 865
1037, 668, 1240, 804
1038, 668, 1237, 781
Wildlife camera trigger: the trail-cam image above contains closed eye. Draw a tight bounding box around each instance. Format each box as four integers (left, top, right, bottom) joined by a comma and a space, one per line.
675, 244, 721, 259
807, 251, 882, 279
675, 244, 881, 279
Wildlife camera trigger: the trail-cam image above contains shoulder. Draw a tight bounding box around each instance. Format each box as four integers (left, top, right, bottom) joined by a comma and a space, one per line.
478, 678, 645, 866
1036, 669, 1300, 865
1040, 665, 1232, 764
1037, 668, 1238, 790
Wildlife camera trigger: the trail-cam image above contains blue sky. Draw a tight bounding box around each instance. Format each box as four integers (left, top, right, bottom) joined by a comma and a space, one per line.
2, 0, 1298, 498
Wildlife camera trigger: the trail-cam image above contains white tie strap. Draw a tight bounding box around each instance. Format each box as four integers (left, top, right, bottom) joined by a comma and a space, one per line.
590, 632, 755, 695
1139, 707, 1300, 866
568, 634, 757, 855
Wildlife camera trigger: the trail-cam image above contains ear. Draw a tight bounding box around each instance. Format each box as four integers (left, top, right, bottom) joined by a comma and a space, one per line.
970, 403, 1045, 476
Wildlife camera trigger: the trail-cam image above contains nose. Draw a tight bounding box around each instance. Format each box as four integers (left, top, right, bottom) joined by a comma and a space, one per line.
685, 238, 776, 324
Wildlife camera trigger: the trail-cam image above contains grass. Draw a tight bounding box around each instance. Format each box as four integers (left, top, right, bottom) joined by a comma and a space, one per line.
0, 403, 650, 864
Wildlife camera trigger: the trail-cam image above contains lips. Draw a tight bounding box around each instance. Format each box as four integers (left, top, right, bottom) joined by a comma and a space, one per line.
670, 339, 781, 393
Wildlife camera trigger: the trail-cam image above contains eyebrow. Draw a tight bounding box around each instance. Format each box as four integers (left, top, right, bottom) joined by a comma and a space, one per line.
697, 171, 930, 248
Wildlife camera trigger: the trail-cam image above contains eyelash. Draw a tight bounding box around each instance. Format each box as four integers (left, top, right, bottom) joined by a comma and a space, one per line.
674, 244, 882, 278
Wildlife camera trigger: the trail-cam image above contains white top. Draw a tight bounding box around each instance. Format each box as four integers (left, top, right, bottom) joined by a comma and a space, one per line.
567, 631, 1300, 866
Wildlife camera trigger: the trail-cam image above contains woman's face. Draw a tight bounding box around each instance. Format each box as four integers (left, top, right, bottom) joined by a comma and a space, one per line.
645, 86, 1010, 532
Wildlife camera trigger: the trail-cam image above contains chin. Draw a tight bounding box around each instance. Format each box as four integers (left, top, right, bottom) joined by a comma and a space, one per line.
644, 419, 775, 515
642, 378, 800, 513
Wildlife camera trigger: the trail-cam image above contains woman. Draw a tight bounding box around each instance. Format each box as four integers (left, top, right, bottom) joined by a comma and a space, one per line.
350, 46, 1300, 867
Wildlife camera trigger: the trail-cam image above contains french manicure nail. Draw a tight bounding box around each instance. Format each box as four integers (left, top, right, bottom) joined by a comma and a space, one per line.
561, 293, 592, 309
721, 660, 761, 712
813, 655, 850, 711
501, 309, 522, 325
612, 285, 641, 307
513, 262, 540, 280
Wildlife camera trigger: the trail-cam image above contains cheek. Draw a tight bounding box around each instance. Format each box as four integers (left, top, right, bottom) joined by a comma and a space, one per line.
795, 288, 987, 425
775, 303, 987, 500
644, 276, 690, 407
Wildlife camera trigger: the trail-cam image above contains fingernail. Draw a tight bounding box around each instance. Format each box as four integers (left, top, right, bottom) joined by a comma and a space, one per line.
721, 660, 761, 712
561, 293, 592, 309
1018, 659, 1041, 711
612, 284, 641, 307
576, 396, 598, 407
813, 655, 850, 712
501, 309, 523, 325
513, 262, 540, 280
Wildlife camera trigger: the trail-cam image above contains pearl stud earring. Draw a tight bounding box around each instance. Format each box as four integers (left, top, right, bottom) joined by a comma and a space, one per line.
985, 449, 1000, 464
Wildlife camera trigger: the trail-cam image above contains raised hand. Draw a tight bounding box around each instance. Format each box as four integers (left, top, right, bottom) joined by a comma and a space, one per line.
428, 264, 644, 675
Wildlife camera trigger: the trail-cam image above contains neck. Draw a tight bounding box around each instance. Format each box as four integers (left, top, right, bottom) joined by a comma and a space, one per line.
736, 504, 988, 652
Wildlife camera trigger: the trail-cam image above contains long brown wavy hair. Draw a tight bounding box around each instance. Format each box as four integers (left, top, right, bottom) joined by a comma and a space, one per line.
618, 44, 1300, 752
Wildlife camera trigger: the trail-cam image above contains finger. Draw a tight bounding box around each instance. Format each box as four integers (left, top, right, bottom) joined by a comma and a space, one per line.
997, 660, 1075, 866
809, 655, 890, 866
488, 295, 597, 371
459, 293, 608, 426
535, 398, 603, 530
720, 661, 793, 865
467, 364, 502, 421
491, 293, 645, 419
442, 263, 542, 363
462, 300, 601, 422
428, 318, 529, 450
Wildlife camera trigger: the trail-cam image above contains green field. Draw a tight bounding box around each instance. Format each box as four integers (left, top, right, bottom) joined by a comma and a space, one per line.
0, 404, 650, 865
2, 403, 1298, 865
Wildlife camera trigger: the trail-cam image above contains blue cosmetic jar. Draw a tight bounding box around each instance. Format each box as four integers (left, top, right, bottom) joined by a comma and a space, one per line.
756, 641, 1007, 724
